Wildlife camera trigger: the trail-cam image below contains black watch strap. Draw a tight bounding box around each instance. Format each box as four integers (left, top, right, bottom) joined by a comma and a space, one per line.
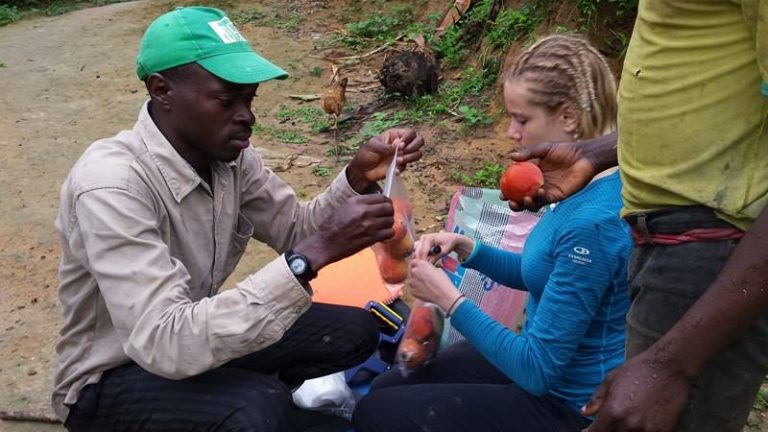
285, 249, 317, 282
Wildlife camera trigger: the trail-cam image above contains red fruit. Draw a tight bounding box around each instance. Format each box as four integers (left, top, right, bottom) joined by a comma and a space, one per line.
379, 254, 409, 284
397, 338, 426, 369
392, 198, 412, 217
499, 161, 544, 202
405, 306, 434, 341
387, 234, 414, 258
390, 211, 408, 243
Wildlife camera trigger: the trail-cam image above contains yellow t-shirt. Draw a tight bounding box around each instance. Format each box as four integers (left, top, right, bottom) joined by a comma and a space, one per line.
618, 0, 768, 230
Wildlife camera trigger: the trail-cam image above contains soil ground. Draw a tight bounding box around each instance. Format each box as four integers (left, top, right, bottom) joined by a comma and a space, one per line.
0, 1, 765, 430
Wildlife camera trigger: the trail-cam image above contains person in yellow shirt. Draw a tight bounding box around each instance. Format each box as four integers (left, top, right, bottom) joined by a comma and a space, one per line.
506, 1, 768, 431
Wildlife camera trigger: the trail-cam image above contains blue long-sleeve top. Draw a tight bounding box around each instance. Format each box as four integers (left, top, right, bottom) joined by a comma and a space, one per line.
450, 171, 631, 412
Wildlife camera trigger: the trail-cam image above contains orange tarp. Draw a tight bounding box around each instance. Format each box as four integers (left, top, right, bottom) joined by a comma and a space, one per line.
311, 247, 401, 307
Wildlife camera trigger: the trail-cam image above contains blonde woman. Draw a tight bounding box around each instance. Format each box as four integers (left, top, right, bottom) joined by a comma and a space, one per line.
354, 35, 631, 432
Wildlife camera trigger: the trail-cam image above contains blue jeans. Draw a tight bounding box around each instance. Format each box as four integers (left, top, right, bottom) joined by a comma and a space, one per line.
626, 206, 768, 432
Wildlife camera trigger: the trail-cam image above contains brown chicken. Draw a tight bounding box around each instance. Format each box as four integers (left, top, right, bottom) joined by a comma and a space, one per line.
321, 65, 347, 155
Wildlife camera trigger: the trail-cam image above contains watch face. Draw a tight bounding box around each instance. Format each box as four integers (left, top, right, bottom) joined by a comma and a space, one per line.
290, 258, 307, 274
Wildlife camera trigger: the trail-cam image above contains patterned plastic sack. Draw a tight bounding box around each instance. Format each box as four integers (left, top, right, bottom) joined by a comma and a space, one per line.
439, 187, 542, 347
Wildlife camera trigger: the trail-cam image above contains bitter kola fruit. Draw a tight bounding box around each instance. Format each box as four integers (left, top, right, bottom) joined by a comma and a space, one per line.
499, 161, 544, 202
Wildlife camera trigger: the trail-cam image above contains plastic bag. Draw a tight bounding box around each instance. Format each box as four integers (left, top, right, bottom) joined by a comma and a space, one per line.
291, 371, 357, 420
372, 149, 415, 297
439, 187, 541, 346
396, 300, 444, 377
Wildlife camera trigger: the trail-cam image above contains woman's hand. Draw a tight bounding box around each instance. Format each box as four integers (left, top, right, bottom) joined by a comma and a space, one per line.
410, 259, 462, 313
413, 232, 474, 264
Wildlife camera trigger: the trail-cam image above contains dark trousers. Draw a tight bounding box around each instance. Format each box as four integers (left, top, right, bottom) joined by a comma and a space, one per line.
626, 206, 768, 432
64, 303, 379, 432
352, 342, 591, 432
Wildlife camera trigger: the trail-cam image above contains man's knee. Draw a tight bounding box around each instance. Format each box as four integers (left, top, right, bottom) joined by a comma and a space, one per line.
217, 380, 293, 431
343, 307, 380, 358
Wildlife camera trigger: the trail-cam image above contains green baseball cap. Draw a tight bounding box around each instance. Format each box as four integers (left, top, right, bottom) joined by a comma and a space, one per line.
136, 7, 288, 84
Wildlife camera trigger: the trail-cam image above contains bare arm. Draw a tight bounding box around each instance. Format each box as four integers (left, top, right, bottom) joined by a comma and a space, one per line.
584, 204, 768, 432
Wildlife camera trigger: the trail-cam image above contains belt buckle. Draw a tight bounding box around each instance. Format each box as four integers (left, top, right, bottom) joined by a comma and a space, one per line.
636, 214, 652, 244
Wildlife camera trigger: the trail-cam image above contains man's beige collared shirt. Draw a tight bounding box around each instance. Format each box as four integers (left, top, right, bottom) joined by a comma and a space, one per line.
52, 102, 358, 419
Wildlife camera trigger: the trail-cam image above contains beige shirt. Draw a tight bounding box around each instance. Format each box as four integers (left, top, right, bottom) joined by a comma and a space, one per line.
52, 101, 359, 420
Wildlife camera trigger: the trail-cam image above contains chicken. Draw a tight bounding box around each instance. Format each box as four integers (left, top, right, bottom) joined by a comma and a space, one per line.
321, 65, 347, 156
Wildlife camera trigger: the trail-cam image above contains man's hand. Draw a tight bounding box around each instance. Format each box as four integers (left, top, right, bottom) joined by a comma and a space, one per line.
582, 348, 690, 432
504, 141, 596, 212
505, 132, 617, 212
346, 128, 424, 193
292, 194, 395, 271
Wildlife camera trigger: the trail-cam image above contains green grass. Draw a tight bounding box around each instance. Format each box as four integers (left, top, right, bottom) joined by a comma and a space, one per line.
328, 5, 414, 51
251, 121, 310, 144
754, 388, 768, 411
486, 3, 543, 50
312, 165, 332, 177
231, 6, 302, 32
450, 163, 504, 188
0, 0, 130, 24
0, 4, 21, 26
275, 105, 331, 133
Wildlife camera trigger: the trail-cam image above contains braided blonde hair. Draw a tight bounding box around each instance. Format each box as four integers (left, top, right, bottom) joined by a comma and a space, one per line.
505, 35, 617, 140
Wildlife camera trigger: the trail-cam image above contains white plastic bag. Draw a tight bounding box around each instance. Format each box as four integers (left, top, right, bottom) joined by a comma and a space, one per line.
291, 372, 357, 420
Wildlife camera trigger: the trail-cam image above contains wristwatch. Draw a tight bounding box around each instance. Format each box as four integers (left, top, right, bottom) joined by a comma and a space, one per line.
285, 249, 317, 283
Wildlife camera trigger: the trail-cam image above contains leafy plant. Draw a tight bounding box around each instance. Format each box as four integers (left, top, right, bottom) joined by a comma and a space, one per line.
755, 389, 768, 411
312, 165, 332, 177
276, 105, 331, 132
486, 3, 543, 50
458, 105, 492, 126
451, 163, 504, 188
328, 5, 414, 50
270, 128, 309, 144
309, 66, 323, 77
0, 4, 22, 25
232, 7, 302, 32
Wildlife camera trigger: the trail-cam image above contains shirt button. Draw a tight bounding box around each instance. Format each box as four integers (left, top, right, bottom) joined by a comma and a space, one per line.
293, 306, 302, 314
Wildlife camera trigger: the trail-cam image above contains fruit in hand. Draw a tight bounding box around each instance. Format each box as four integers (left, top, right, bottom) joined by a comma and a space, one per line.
499, 161, 544, 202
379, 254, 409, 283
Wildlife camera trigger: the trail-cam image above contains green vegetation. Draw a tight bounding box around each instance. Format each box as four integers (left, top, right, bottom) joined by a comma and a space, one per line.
450, 163, 504, 188
309, 66, 323, 77
0, 4, 21, 26
252, 121, 310, 145
433, 0, 545, 68
486, 3, 543, 50
0, 0, 129, 25
232, 6, 302, 32
576, 0, 637, 57
275, 105, 331, 133
312, 165, 332, 177
329, 5, 414, 51
755, 388, 768, 411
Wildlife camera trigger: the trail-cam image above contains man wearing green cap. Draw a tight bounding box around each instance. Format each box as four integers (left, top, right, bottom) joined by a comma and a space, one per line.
53, 7, 424, 431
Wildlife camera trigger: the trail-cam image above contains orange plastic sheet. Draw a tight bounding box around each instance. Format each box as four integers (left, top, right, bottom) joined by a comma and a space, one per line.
311, 247, 400, 307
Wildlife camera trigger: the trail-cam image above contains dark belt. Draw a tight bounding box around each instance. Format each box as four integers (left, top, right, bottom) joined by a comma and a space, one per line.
625, 206, 745, 245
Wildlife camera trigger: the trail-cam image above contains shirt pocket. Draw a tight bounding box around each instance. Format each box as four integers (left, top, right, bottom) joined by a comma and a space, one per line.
229, 212, 254, 261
